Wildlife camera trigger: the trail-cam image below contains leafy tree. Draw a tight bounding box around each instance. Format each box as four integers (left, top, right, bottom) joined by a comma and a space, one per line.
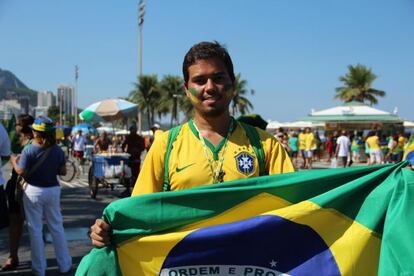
158, 75, 185, 127
129, 75, 160, 127
231, 73, 254, 116
335, 64, 386, 105
47, 106, 60, 123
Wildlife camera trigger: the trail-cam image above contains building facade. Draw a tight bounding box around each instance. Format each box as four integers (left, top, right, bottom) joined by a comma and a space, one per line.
57, 85, 75, 116
37, 90, 54, 107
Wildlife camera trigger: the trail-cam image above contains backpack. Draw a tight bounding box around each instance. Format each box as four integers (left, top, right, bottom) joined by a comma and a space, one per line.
163, 121, 266, 191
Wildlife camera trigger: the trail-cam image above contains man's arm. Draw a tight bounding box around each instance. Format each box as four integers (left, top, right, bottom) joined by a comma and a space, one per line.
10, 155, 24, 175
335, 141, 340, 157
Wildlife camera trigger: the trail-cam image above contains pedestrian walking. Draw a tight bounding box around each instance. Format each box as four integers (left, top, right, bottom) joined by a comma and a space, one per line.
121, 125, 145, 196
335, 130, 351, 167
304, 127, 314, 169
288, 132, 299, 168
366, 131, 382, 165
10, 116, 72, 276
72, 129, 86, 175
386, 134, 404, 163
298, 128, 307, 168
1, 114, 33, 271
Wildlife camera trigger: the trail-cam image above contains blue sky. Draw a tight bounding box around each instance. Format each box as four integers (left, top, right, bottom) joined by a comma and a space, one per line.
1, 0, 413, 122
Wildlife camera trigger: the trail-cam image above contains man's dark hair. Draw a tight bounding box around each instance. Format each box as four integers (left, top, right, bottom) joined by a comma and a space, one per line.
17, 114, 34, 135
182, 41, 235, 84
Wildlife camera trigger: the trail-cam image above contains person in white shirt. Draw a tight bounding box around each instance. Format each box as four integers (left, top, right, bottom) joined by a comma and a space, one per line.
335, 130, 351, 168
72, 130, 87, 173
0, 122, 11, 229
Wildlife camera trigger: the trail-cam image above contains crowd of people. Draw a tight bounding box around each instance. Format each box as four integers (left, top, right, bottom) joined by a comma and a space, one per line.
273, 127, 412, 169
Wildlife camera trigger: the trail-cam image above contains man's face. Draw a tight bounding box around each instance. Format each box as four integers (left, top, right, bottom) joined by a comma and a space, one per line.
15, 120, 23, 134
185, 58, 234, 117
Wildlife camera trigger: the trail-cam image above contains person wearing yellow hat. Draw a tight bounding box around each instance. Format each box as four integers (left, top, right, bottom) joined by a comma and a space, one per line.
10, 116, 72, 275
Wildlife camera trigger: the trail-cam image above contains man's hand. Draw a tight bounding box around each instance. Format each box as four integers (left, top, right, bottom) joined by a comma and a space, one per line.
90, 219, 112, 248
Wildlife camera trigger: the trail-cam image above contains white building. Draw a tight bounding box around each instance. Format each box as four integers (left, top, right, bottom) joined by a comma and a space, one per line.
57, 85, 75, 116
0, 99, 21, 120
37, 90, 54, 107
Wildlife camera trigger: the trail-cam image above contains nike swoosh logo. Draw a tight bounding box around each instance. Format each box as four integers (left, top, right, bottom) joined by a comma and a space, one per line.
176, 163, 195, 172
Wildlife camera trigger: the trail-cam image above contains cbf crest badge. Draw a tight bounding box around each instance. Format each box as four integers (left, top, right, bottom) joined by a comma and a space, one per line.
235, 152, 255, 175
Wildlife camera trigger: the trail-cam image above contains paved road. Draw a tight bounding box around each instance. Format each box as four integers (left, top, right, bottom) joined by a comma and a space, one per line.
0, 162, 126, 275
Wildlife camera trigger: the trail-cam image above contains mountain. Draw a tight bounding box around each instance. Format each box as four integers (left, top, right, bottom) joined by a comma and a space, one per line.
0, 68, 28, 89
0, 68, 37, 106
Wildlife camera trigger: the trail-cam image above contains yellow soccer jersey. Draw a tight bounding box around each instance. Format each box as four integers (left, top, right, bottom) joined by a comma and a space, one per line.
132, 120, 294, 196
305, 133, 315, 151
298, 133, 306, 150
366, 136, 380, 150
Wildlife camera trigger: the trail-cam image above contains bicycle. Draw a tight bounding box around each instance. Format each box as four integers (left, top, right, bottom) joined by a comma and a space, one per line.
58, 158, 77, 182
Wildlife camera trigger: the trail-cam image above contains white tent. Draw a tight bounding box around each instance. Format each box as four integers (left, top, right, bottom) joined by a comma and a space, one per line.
404, 121, 414, 128
302, 101, 403, 131
266, 120, 284, 130
266, 120, 324, 130
310, 104, 391, 116
303, 102, 402, 123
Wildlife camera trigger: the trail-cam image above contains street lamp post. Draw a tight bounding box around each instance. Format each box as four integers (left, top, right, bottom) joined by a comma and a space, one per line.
74, 65, 79, 125
59, 91, 62, 125
137, 0, 145, 133
172, 94, 181, 126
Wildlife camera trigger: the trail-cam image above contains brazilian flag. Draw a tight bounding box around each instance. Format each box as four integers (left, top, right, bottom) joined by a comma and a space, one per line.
77, 162, 414, 276
403, 137, 414, 166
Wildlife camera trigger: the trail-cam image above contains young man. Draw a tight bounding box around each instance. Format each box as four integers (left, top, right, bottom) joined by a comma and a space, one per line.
72, 129, 86, 174
121, 125, 145, 196
366, 131, 382, 165
304, 127, 314, 169
90, 41, 294, 247
298, 128, 307, 168
335, 130, 351, 168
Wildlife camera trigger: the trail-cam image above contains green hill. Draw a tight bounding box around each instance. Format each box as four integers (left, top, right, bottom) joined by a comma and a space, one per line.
0, 68, 38, 106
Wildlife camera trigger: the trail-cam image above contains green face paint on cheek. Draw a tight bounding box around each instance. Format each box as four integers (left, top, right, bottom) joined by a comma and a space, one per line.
189, 88, 198, 97
188, 88, 200, 103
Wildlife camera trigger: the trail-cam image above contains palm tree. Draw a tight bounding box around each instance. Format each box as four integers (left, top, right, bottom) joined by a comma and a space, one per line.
231, 73, 254, 116
335, 64, 386, 105
129, 75, 160, 127
158, 75, 185, 127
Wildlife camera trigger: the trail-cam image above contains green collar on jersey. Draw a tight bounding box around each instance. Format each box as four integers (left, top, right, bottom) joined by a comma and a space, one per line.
188, 118, 237, 161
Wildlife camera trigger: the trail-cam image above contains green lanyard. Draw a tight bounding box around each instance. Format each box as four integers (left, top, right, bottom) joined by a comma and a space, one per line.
193, 119, 234, 183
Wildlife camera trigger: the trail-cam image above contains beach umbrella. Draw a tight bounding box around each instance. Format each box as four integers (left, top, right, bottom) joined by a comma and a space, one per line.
79, 99, 138, 122
71, 123, 98, 136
